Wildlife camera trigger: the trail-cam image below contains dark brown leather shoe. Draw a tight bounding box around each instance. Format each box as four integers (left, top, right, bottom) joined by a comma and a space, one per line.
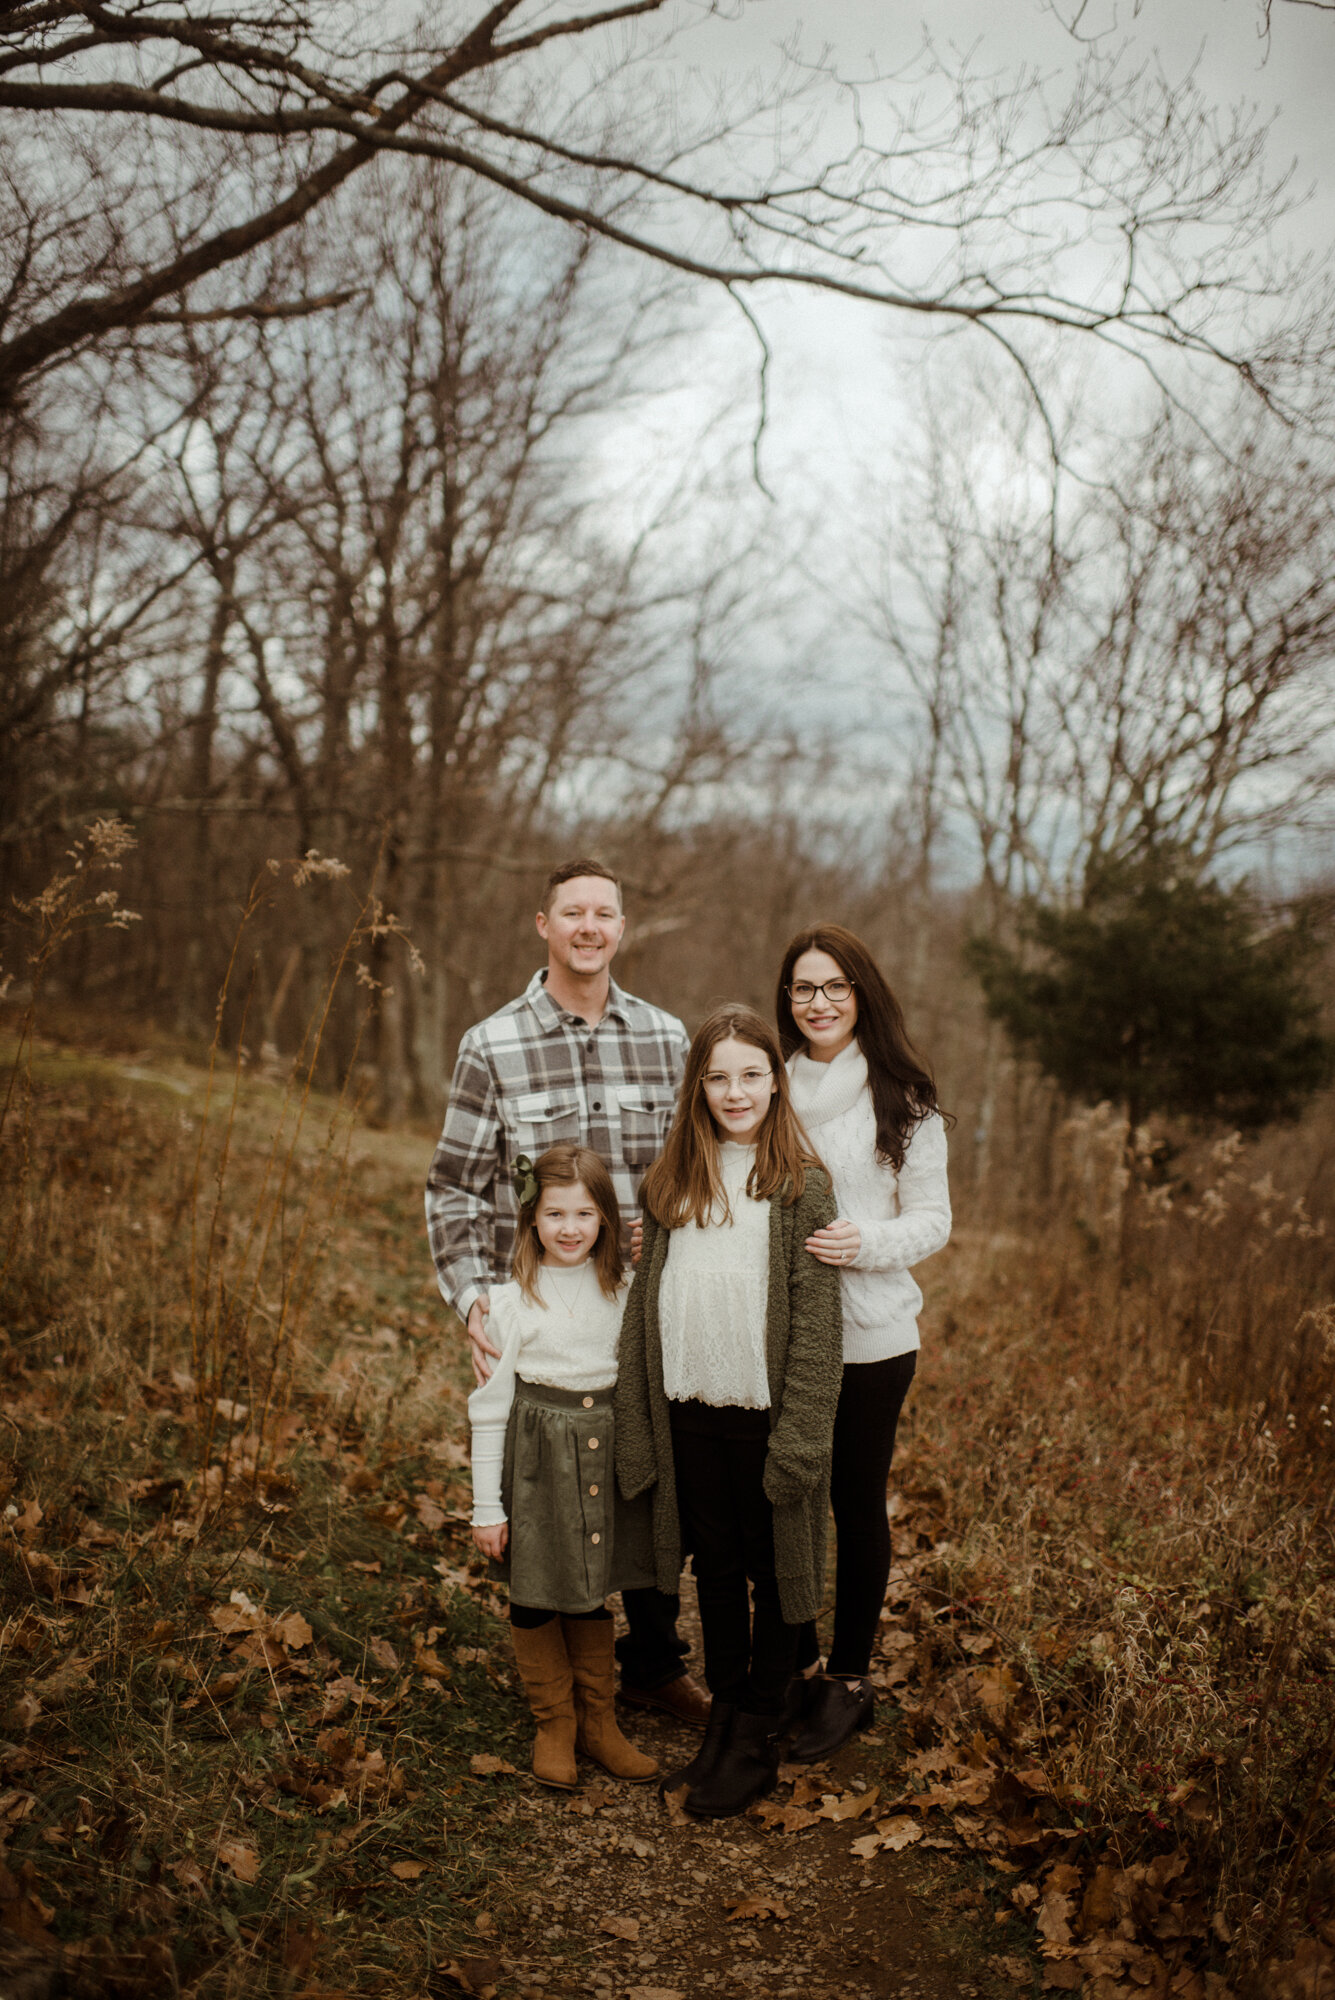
620, 1671, 711, 1728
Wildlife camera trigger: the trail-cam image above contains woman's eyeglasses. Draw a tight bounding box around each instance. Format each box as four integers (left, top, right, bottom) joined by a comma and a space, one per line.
786, 978, 854, 1005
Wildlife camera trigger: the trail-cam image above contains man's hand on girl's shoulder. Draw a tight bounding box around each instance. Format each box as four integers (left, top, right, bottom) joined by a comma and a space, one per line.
467, 1297, 500, 1385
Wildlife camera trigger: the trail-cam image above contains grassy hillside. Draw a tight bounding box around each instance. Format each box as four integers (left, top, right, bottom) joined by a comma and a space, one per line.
0, 1023, 1331, 1997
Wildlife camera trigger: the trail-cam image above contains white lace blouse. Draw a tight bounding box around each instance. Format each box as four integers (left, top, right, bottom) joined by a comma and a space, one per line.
658, 1142, 771, 1410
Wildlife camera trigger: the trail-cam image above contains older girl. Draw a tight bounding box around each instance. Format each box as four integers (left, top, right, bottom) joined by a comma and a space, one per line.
615, 1006, 842, 1818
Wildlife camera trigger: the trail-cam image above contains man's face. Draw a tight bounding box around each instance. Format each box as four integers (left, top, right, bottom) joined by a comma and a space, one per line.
536, 874, 625, 980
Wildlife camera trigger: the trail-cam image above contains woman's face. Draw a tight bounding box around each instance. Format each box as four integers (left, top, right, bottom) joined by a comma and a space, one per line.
701, 1035, 777, 1145
789, 947, 859, 1061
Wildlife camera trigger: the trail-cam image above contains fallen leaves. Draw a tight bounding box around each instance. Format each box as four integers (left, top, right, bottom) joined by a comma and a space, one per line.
277, 1729, 405, 1811
469, 1754, 517, 1778
217, 1837, 259, 1883
725, 1896, 789, 1923
438, 1955, 502, 1997
600, 1913, 641, 1941
850, 1816, 923, 1861
0, 1858, 56, 1940
1036, 1862, 1081, 1950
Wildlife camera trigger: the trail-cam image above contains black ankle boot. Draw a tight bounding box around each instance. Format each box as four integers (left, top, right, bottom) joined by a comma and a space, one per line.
790, 1675, 874, 1762
775, 1669, 819, 1737
661, 1698, 734, 1796
685, 1708, 779, 1819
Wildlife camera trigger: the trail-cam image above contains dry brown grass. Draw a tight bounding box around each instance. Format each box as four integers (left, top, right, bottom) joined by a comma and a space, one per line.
903, 1174, 1335, 1994
2, 830, 1331, 1994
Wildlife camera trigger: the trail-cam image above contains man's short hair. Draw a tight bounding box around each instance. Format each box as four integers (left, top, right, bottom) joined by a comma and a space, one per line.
542, 858, 622, 912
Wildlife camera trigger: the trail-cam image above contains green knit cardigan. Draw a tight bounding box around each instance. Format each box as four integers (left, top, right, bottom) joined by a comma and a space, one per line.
613, 1169, 843, 1626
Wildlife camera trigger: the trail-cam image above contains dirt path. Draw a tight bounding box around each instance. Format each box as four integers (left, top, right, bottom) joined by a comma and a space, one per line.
441, 1577, 1005, 2000
463, 1717, 987, 2000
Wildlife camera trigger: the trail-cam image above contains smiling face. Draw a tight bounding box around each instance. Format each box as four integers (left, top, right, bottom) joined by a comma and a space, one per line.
701, 1034, 778, 1146
536, 874, 625, 982
534, 1180, 603, 1267
789, 946, 859, 1062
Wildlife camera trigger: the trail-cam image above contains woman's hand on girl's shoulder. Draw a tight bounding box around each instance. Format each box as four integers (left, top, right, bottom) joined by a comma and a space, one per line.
472, 1521, 508, 1560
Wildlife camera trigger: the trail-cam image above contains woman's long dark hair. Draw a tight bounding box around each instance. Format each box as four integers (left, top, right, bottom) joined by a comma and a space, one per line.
775, 924, 950, 1172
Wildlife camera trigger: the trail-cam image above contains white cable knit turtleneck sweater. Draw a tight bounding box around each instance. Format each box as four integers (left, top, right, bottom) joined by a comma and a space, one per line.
787, 1039, 951, 1364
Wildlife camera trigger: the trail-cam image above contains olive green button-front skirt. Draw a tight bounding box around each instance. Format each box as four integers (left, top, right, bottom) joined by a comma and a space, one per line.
496, 1377, 657, 1614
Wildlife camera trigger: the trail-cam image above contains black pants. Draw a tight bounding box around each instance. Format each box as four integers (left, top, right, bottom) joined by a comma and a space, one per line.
796, 1351, 917, 1678
669, 1402, 796, 1717
614, 1587, 689, 1689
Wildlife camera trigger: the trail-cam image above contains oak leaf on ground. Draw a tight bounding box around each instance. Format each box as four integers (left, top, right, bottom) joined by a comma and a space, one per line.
273, 1612, 313, 1651
217, 1838, 259, 1884
815, 1784, 879, 1822
751, 1798, 821, 1833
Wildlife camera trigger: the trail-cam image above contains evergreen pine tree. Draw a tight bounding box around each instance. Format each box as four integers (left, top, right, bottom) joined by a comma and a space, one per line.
966, 851, 1334, 1131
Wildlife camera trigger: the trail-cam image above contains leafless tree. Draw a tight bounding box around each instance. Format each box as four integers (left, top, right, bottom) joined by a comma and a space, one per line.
41, 159, 772, 1108
0, 2, 1326, 429
861, 382, 1335, 902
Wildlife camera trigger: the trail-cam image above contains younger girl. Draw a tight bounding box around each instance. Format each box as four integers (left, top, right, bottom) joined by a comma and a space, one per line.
615, 1007, 842, 1819
469, 1143, 657, 1791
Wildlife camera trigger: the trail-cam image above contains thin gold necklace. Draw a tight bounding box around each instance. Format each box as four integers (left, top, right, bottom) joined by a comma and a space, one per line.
543, 1262, 590, 1316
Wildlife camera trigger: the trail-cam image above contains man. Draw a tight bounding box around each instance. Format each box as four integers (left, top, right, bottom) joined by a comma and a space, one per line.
425, 858, 709, 1725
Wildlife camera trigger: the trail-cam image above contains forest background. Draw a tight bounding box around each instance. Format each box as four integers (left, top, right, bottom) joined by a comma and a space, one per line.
2, 2, 1335, 1997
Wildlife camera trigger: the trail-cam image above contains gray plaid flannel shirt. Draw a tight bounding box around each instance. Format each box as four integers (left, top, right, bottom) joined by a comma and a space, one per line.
425, 970, 689, 1321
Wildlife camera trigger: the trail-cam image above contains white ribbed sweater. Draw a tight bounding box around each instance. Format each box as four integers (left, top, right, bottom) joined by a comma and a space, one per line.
468, 1268, 625, 1528
787, 1041, 951, 1363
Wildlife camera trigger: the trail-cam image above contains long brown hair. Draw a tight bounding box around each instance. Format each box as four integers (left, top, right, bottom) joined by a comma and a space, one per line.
511, 1144, 624, 1304
641, 1005, 821, 1228
776, 924, 950, 1173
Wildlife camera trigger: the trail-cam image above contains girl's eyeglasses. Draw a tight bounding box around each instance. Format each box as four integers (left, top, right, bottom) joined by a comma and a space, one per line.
786, 978, 854, 1005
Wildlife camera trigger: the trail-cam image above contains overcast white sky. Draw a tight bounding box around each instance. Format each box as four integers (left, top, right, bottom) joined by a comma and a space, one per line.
554, 0, 1335, 884
578, 0, 1335, 510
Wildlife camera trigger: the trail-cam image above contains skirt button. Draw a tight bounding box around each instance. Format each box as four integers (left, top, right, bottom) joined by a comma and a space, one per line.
582, 1395, 594, 1408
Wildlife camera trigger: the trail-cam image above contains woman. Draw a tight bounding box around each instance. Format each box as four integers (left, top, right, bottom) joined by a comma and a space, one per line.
775, 924, 952, 1759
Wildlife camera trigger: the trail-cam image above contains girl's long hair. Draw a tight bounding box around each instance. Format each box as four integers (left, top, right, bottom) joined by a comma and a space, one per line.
775, 924, 951, 1173
641, 1005, 821, 1228
511, 1144, 623, 1304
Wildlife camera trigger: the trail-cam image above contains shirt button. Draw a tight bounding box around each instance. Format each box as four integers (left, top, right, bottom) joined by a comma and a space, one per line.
591, 1532, 601, 1545
582, 1396, 594, 1408
589, 1484, 599, 1497
587, 1436, 599, 1450
591, 1100, 601, 1111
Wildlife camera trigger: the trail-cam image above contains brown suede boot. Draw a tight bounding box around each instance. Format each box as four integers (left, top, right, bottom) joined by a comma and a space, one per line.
510, 1620, 578, 1790
563, 1616, 658, 1782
